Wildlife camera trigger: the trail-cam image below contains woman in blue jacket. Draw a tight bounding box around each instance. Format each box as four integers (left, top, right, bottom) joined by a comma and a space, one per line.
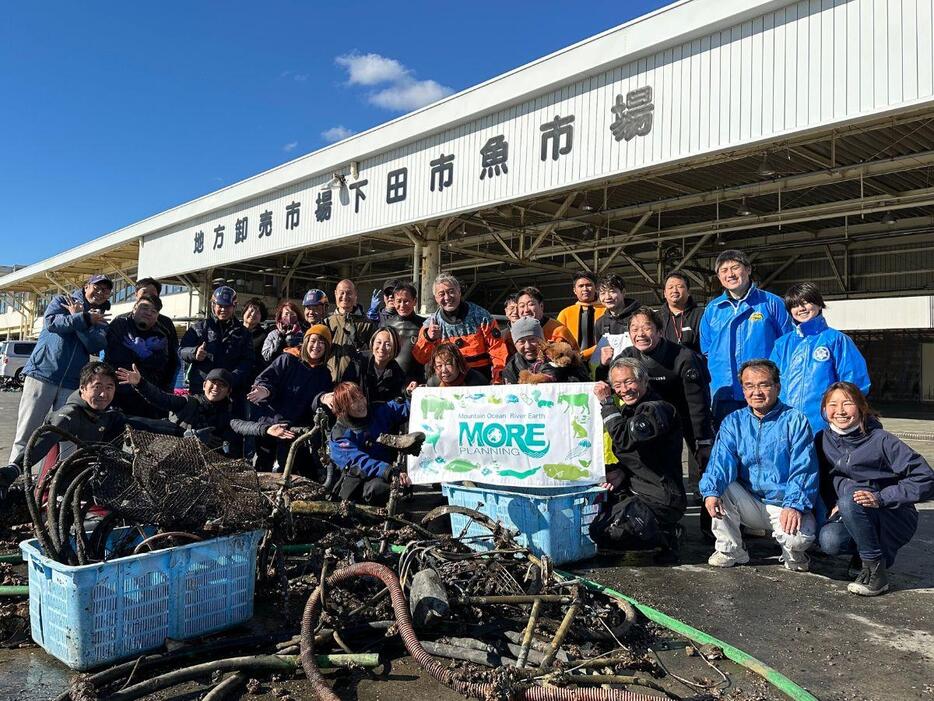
817, 382, 934, 596
322, 381, 412, 505
770, 283, 870, 434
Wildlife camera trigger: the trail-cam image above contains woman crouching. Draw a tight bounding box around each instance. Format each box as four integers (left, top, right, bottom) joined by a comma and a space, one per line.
322, 381, 412, 505
817, 382, 934, 596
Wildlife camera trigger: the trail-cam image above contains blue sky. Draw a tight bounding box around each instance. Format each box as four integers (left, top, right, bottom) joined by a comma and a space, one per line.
0, 1, 668, 265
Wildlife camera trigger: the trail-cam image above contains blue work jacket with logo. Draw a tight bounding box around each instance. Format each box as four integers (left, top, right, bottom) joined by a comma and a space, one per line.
700, 401, 819, 513
700, 284, 793, 405
770, 315, 870, 434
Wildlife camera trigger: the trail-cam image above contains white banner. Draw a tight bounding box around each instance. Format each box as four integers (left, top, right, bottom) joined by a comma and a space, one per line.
407, 382, 606, 487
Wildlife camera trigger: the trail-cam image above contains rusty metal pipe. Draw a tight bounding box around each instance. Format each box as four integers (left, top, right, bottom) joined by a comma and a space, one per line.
517, 598, 543, 669
540, 590, 581, 669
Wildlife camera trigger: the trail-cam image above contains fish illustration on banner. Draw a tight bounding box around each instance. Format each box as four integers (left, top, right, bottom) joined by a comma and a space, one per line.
407, 382, 606, 487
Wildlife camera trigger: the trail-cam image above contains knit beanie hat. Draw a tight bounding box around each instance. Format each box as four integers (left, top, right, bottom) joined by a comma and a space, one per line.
511, 317, 544, 342
305, 324, 332, 345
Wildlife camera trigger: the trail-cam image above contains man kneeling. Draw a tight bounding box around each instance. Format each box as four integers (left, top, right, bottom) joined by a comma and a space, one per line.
700, 359, 818, 571
590, 358, 686, 560
1, 361, 175, 500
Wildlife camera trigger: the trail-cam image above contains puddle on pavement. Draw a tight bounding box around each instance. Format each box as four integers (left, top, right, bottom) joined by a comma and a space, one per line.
0, 647, 71, 700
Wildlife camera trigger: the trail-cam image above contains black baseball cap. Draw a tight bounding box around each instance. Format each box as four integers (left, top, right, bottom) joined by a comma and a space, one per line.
204, 368, 234, 387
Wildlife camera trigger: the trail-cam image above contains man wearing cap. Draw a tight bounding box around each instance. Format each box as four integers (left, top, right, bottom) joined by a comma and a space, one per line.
179, 286, 254, 395
326, 279, 375, 382
502, 318, 590, 384
115, 364, 242, 456
367, 278, 402, 323
302, 289, 329, 326
8, 274, 112, 470
590, 357, 687, 560
700, 250, 793, 428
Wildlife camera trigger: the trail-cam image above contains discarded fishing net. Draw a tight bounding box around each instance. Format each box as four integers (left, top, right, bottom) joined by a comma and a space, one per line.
88, 429, 270, 532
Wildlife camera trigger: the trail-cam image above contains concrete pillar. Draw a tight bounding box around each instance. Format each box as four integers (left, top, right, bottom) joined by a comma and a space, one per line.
199, 269, 213, 316
419, 227, 440, 314
412, 241, 422, 290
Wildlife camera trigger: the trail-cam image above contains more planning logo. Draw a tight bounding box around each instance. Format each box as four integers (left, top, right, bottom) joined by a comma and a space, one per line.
458, 421, 550, 458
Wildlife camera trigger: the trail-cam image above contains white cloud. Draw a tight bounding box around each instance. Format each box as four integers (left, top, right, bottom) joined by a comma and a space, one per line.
280, 70, 308, 82
321, 125, 355, 143
335, 52, 408, 86
369, 79, 453, 111
335, 51, 453, 112
282, 141, 299, 153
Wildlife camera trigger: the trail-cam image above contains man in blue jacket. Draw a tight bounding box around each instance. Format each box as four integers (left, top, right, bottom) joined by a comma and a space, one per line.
8, 274, 112, 469
700, 359, 819, 571
700, 250, 793, 428
179, 286, 254, 395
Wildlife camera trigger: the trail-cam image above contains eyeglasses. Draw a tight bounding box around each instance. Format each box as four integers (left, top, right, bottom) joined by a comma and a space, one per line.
742, 382, 775, 392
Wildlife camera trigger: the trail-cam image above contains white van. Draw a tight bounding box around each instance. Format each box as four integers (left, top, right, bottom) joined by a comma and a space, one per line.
1, 340, 36, 387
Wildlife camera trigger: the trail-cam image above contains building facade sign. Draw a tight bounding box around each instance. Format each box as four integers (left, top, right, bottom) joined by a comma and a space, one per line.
138, 1, 933, 279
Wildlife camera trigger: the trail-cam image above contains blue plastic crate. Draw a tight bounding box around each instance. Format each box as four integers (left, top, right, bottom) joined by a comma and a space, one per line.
441, 483, 606, 565
20, 528, 263, 670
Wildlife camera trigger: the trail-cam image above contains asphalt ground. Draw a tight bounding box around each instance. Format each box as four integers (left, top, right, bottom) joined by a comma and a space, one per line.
0, 389, 931, 700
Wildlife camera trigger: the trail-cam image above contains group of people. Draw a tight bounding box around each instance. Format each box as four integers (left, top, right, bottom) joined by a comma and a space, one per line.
2, 248, 931, 598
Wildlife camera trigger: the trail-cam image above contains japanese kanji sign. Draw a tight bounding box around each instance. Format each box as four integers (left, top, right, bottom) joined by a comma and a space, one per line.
143, 80, 657, 278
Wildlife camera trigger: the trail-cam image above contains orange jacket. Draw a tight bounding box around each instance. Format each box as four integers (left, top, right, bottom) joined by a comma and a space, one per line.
412, 302, 509, 382
556, 302, 605, 359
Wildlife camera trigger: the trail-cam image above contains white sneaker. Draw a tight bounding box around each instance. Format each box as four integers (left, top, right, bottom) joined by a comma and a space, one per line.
782, 553, 810, 572
707, 550, 750, 567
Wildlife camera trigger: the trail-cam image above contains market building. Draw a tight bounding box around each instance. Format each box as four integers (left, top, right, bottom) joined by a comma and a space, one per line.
3, 0, 934, 401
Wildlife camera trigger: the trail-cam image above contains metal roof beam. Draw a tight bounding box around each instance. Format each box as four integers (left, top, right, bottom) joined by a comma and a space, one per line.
443, 245, 578, 276
597, 211, 653, 274
526, 192, 578, 257
824, 245, 847, 293
761, 254, 802, 287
